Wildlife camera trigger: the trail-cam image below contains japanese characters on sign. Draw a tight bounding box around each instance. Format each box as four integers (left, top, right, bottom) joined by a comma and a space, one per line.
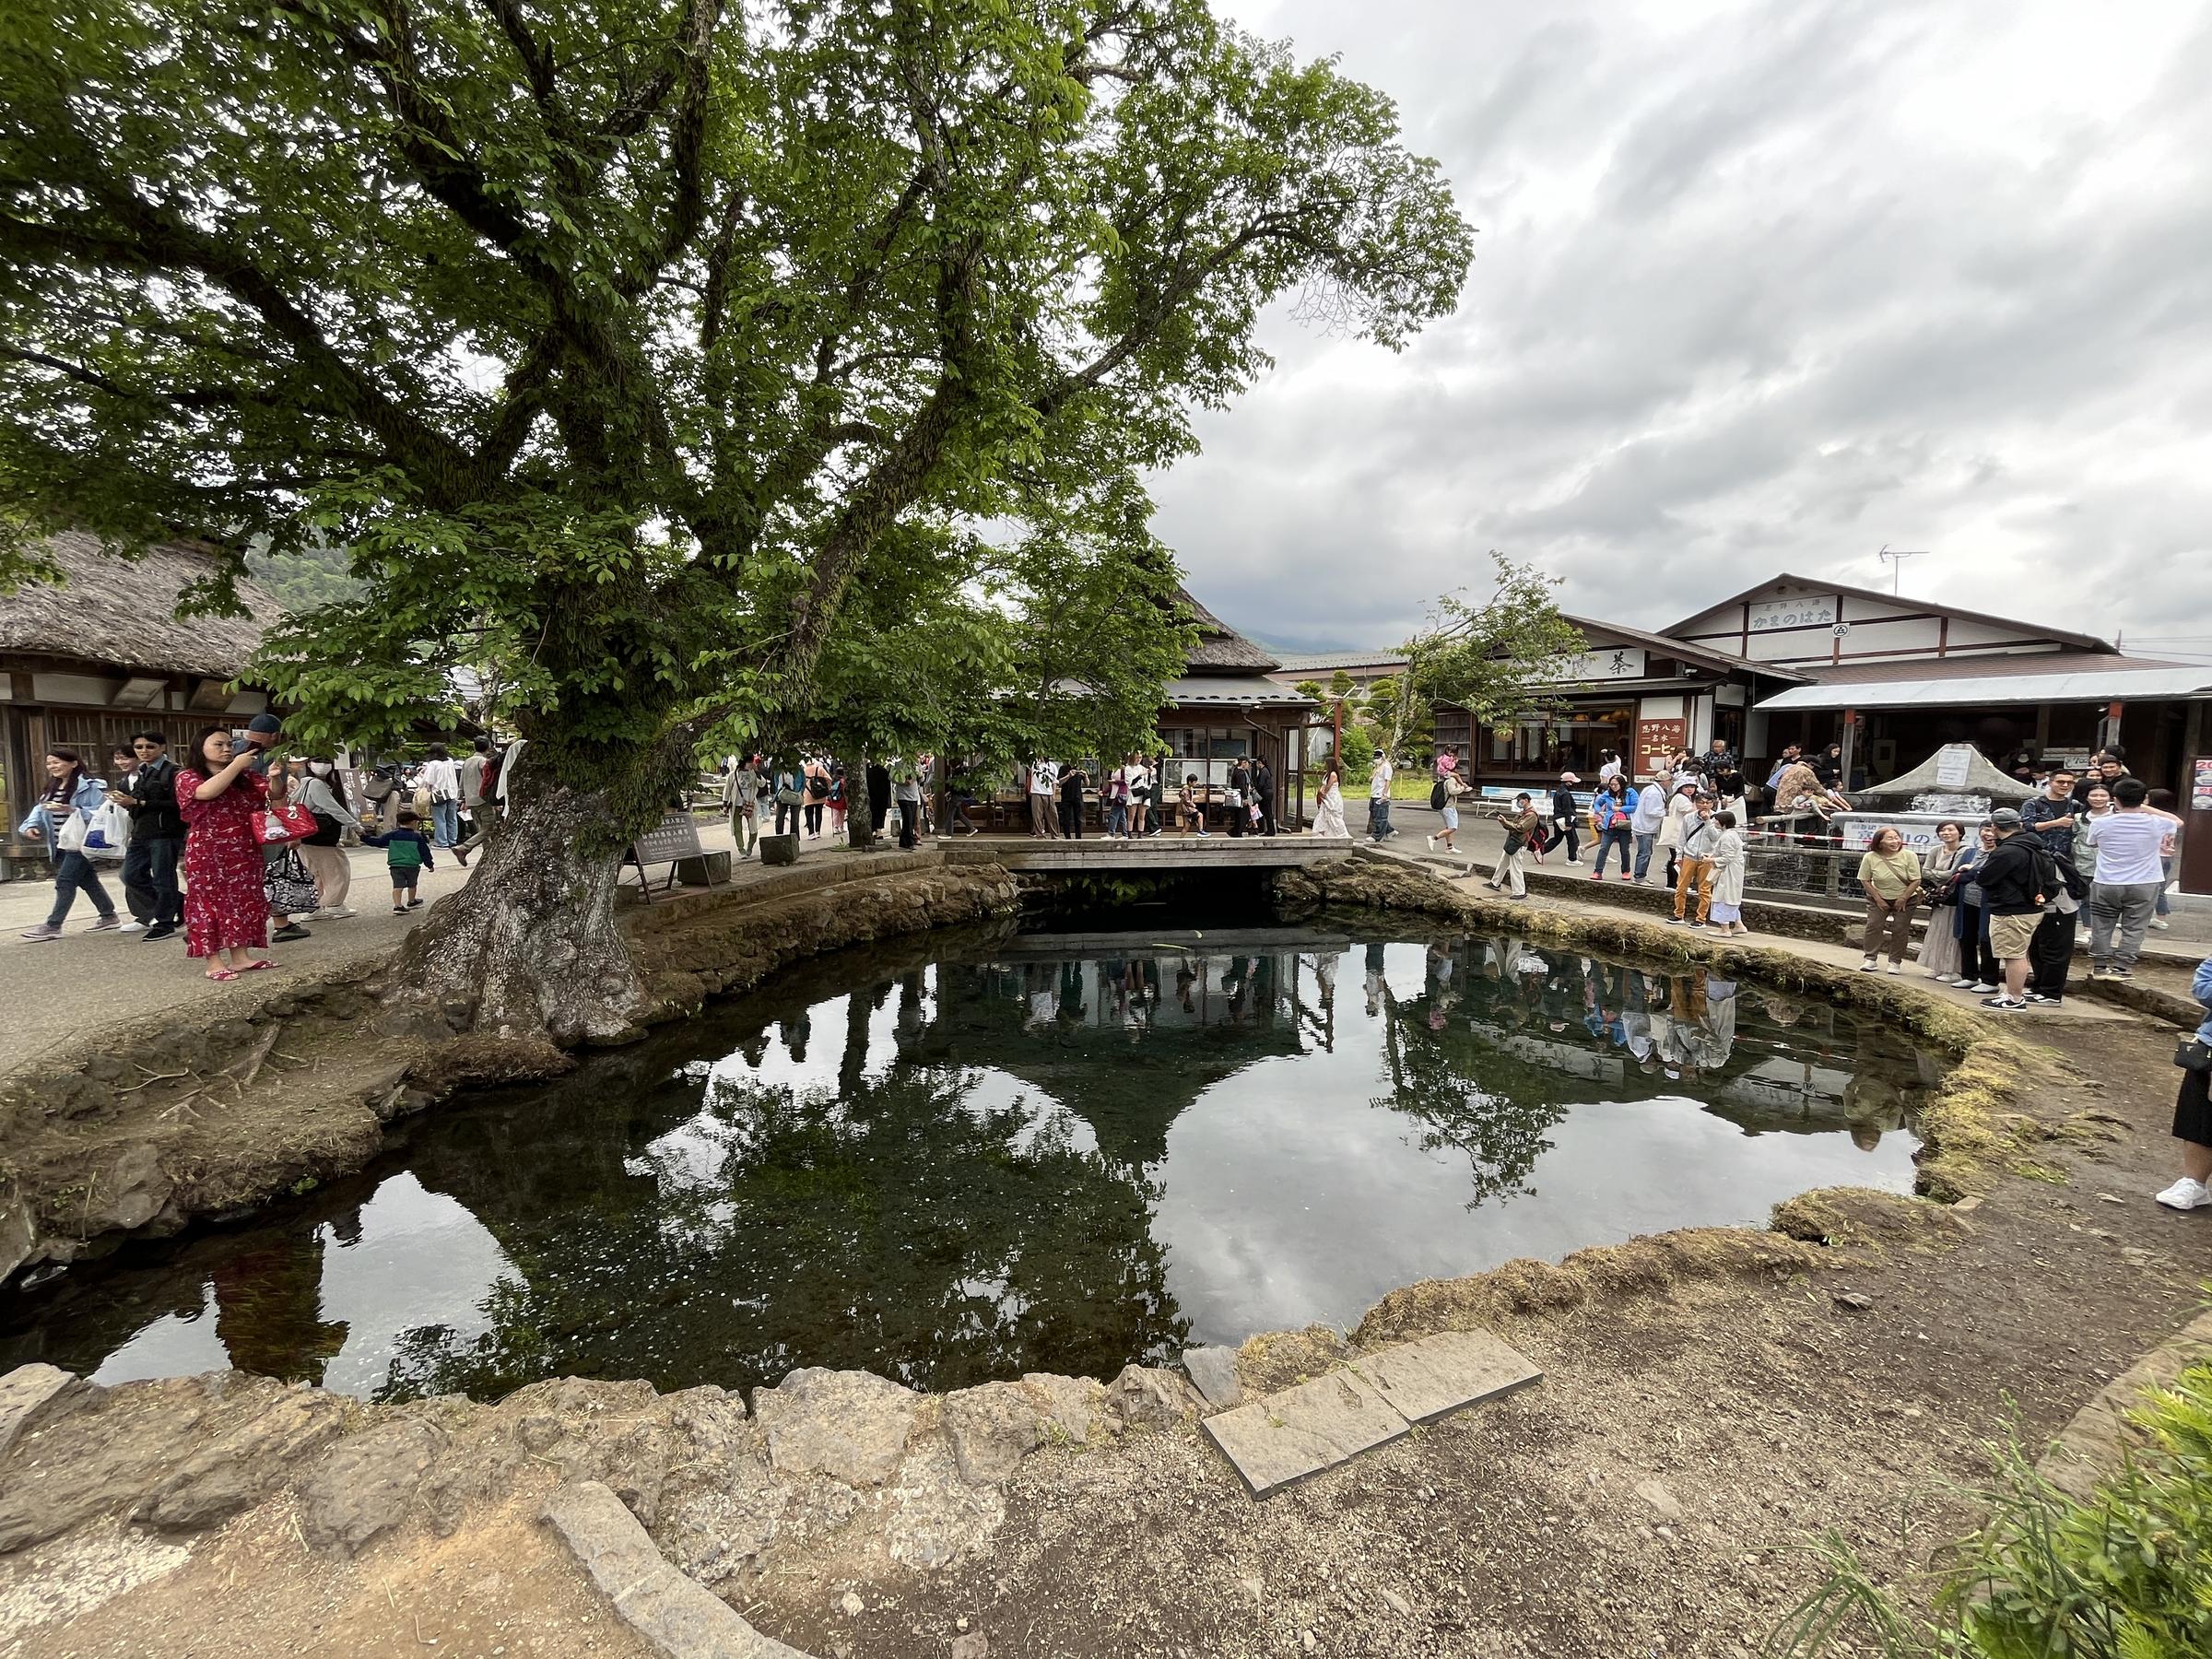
1746, 595, 1838, 632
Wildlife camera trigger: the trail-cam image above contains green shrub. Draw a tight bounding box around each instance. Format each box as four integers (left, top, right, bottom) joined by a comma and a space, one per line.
1767, 1359, 2212, 1658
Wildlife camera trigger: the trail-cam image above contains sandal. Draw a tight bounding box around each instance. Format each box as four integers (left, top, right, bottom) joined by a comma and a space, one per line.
237, 958, 280, 972
204, 967, 239, 982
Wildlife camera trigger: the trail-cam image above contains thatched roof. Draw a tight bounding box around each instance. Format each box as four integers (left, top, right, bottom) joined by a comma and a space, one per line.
1179, 587, 1279, 674
0, 531, 282, 679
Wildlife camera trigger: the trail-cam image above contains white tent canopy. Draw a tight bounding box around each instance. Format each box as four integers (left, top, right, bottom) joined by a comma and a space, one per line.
1859, 743, 2035, 801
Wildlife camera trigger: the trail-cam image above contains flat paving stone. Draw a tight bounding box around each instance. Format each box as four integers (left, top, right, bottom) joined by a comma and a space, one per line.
1182, 1347, 1243, 1410
1358, 1328, 1542, 1424
1202, 1369, 1408, 1499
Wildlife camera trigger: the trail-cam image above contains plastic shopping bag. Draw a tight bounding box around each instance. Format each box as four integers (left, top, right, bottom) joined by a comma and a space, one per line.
82, 800, 132, 859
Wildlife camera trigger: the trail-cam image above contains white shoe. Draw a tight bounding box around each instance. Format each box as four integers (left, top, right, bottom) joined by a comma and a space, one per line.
1425, 835, 1436, 852
1859, 957, 1878, 971
2153, 1177, 2212, 1211
2149, 919, 2171, 931
320, 906, 357, 920
1971, 982, 2000, 994
1885, 962, 1900, 974
1948, 977, 1977, 989
115, 920, 146, 933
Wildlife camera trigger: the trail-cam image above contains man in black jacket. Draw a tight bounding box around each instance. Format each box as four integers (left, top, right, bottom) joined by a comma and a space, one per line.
1973, 808, 2053, 1010
1549, 773, 1582, 864
112, 730, 185, 940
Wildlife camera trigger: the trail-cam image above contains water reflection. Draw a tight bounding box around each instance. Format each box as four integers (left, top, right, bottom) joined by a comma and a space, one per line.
0, 929, 1932, 1402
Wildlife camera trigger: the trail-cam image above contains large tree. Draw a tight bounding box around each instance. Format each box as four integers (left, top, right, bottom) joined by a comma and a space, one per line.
0, 0, 1475, 1039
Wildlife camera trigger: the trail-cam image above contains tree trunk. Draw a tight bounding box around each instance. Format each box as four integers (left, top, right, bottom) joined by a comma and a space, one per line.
389, 775, 645, 1045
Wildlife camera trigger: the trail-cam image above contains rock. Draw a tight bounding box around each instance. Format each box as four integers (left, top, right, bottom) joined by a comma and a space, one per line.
0, 1374, 212, 1554
135, 1390, 347, 1531
82, 1143, 173, 1235
517, 1413, 564, 1453
1019, 1373, 1111, 1445
951, 1634, 989, 1659
1380, 1588, 1413, 1616
1832, 1291, 1874, 1311
841, 1592, 865, 1617
0, 1198, 35, 1284
752, 1368, 918, 1488
1106, 1364, 1200, 1432
542, 1480, 809, 1659
1302, 1630, 1317, 1651
2097, 1194, 2125, 1205
2121, 1247, 2154, 1267
882, 1436, 1005, 1571
1952, 1194, 1983, 1212
1181, 1347, 1243, 1410
0, 1362, 85, 1465
299, 1419, 442, 1555
942, 1382, 1044, 1486
1633, 1478, 1682, 1521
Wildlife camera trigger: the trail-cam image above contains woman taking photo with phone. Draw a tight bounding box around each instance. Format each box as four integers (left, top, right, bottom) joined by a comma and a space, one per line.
175, 726, 279, 981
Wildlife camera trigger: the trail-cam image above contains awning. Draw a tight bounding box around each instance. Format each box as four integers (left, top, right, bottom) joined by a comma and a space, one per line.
1157, 676, 1314, 709
1757, 665, 2212, 712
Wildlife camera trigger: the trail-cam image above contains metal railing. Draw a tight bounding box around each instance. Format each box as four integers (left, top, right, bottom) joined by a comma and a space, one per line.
1744, 831, 1866, 905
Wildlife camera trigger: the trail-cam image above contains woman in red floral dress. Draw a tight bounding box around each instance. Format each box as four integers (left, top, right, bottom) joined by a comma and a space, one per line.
176, 726, 278, 981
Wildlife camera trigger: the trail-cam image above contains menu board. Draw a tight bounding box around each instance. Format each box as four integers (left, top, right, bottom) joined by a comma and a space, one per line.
1635, 718, 1688, 776
2194, 757, 2212, 813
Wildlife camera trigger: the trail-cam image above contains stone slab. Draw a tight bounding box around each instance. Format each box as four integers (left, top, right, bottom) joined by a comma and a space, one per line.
1357, 1329, 1543, 1425
0, 1363, 84, 1465
544, 1480, 812, 1658
1182, 1347, 1243, 1411
1201, 1370, 1408, 1500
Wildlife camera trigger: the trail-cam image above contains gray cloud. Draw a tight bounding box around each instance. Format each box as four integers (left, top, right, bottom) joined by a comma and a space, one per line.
1156, 0, 2212, 660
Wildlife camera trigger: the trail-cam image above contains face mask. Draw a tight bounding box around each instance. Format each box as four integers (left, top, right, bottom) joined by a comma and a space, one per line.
309, 761, 333, 778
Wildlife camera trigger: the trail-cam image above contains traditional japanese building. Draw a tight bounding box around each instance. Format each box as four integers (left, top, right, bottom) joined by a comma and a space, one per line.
0, 533, 280, 877
1155, 590, 1313, 814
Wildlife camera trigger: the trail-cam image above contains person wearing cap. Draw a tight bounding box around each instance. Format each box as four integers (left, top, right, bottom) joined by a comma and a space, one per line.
239, 712, 284, 774
1548, 774, 1582, 865
1971, 808, 2051, 1010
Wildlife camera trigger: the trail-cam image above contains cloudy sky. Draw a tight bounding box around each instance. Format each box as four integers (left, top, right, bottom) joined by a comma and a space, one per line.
1152, 0, 2212, 661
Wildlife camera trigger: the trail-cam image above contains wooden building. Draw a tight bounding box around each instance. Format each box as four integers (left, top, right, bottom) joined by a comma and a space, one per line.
0, 533, 280, 877
1155, 591, 1312, 820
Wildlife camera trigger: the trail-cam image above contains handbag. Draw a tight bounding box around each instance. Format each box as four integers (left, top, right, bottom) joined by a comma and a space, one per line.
55, 808, 88, 853
251, 802, 317, 844
2178, 1039, 2212, 1074
263, 846, 322, 915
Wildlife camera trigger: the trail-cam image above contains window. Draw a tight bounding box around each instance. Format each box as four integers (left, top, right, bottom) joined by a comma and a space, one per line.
1477, 703, 1634, 776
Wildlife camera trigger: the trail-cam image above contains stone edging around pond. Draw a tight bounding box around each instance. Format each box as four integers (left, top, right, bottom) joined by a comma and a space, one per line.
0, 858, 1022, 1288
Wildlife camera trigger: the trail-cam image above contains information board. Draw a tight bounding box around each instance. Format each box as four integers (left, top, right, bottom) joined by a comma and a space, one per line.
2194, 757, 2212, 813
631, 810, 705, 865
1635, 718, 1688, 776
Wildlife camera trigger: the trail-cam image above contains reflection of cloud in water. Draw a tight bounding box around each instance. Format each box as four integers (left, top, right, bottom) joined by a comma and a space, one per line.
316, 1173, 518, 1397
91, 1282, 229, 1386
1156, 1053, 1917, 1348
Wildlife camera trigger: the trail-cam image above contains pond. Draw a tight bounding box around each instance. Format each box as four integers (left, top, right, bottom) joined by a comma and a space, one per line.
0, 923, 1935, 1403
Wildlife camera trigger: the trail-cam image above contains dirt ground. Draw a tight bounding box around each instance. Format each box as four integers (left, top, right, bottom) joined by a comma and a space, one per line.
753, 1010, 2208, 1659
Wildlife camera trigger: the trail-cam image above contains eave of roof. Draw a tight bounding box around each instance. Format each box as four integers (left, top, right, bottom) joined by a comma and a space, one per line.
1665, 571, 2116, 655
1559, 614, 1813, 682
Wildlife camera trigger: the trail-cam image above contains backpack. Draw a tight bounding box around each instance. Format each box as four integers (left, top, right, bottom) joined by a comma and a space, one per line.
1429, 779, 1447, 810
2050, 850, 2091, 902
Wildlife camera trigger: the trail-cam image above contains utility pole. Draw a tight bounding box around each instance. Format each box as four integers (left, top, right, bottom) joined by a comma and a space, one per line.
1877, 545, 1931, 594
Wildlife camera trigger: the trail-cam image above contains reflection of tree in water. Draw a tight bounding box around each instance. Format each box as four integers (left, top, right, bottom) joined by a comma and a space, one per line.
1370, 941, 1570, 1209
376, 1032, 1186, 1402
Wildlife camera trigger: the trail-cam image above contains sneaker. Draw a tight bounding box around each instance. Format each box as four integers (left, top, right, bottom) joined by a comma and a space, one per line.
406, 899, 423, 910
115, 919, 146, 933
1195, 830, 1209, 838
2154, 1177, 2212, 1211
1885, 962, 1900, 974
141, 923, 177, 942
1425, 835, 1436, 852
2088, 964, 2115, 981
1589, 870, 1604, 880
320, 906, 357, 920
2025, 992, 2060, 1006
1981, 995, 2028, 1010
1859, 957, 1878, 971
2109, 965, 2135, 980
1688, 920, 1707, 930
394, 906, 409, 915
1665, 915, 1685, 925
87, 915, 121, 932
1947, 977, 1978, 989
2149, 918, 2171, 931
271, 924, 312, 943
1971, 982, 2000, 994
18, 924, 60, 941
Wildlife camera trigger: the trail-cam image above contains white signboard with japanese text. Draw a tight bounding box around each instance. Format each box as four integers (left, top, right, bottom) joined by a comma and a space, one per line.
1747, 595, 1837, 633
1551, 646, 1647, 683
1932, 745, 1973, 789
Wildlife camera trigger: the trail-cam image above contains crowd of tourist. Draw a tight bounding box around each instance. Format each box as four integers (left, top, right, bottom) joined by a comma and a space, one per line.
16, 718, 513, 980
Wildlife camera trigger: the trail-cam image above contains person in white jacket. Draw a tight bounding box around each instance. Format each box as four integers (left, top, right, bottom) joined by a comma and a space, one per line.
1630, 777, 1669, 883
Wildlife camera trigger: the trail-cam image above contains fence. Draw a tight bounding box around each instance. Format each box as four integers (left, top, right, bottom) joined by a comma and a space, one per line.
1745, 832, 1867, 905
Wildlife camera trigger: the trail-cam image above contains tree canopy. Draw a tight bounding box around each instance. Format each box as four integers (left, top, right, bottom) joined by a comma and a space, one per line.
0, 0, 1474, 798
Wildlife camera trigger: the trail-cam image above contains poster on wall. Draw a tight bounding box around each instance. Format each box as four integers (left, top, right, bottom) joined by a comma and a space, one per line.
1635, 718, 1688, 775
2194, 757, 2212, 812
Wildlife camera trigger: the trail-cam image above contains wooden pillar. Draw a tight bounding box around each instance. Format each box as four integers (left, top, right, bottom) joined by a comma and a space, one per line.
2181, 699, 2211, 898
2099, 700, 2124, 754
1837, 708, 1859, 794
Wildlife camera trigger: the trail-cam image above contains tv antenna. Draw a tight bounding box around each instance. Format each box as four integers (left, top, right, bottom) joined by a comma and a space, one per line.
1877, 545, 1930, 594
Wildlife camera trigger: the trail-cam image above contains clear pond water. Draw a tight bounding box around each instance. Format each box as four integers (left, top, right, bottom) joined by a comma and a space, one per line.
1, 923, 1934, 1402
